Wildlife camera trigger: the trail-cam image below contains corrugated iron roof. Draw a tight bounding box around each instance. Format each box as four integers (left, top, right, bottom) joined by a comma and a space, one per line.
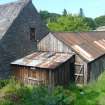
11, 52, 74, 69
52, 31, 105, 62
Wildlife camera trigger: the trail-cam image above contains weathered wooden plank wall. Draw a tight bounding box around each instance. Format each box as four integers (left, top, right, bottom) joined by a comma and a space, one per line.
38, 33, 72, 53
89, 55, 105, 82
12, 66, 49, 85
52, 58, 75, 86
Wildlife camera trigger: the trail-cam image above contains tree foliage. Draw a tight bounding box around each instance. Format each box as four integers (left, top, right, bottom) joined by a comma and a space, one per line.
39, 9, 98, 31
39, 11, 49, 24
79, 8, 84, 17
95, 15, 105, 27
63, 9, 67, 16
39, 10, 60, 24
48, 15, 91, 32
83, 17, 96, 30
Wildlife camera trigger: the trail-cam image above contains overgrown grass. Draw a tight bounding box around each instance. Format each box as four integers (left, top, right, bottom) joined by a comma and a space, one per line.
1, 72, 105, 105
73, 72, 105, 105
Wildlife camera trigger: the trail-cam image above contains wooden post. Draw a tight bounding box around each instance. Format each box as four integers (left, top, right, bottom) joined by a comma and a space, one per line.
48, 70, 52, 93
84, 63, 88, 85
52, 71, 55, 87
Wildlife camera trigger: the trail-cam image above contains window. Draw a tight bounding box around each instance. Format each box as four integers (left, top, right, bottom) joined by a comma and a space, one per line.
30, 28, 36, 41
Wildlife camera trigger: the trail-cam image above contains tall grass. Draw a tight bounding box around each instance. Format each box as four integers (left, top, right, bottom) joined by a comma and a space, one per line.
1, 72, 105, 105
73, 72, 105, 105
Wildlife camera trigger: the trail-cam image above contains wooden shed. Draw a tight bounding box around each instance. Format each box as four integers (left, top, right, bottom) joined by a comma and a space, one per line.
38, 32, 105, 84
11, 52, 75, 86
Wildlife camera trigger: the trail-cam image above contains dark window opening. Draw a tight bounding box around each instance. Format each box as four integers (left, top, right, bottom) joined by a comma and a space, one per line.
30, 28, 36, 41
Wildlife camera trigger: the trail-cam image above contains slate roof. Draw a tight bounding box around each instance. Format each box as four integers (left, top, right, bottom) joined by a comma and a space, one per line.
0, 0, 31, 39
11, 51, 74, 69
51, 31, 105, 62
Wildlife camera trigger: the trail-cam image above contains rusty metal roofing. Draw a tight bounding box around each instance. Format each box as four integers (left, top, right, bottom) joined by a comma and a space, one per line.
51, 31, 105, 62
11, 52, 74, 69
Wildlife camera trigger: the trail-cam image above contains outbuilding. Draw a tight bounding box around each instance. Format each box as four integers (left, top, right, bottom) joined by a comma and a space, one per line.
11, 51, 75, 86
38, 32, 105, 84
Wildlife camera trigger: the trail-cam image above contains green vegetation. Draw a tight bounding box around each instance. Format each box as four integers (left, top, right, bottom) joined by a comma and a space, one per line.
39, 10, 61, 24
48, 15, 91, 32
1, 72, 105, 105
40, 9, 105, 31
83, 17, 96, 30
79, 8, 85, 17
63, 9, 68, 16
95, 15, 105, 27
40, 9, 94, 32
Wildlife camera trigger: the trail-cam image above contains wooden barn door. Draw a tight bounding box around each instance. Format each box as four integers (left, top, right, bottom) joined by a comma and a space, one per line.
75, 63, 84, 84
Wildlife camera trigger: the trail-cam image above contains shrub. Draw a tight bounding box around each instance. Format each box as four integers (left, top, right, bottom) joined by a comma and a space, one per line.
53, 86, 76, 105
0, 80, 9, 89
0, 98, 14, 105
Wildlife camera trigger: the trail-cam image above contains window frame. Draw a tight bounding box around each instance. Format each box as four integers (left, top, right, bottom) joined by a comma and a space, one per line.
30, 27, 36, 41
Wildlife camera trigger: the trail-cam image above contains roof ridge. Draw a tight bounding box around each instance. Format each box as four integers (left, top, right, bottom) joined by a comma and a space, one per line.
18, 0, 32, 4
0, 0, 31, 7
52, 31, 105, 34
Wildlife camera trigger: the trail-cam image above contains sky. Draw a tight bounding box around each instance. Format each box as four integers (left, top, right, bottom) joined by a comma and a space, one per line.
0, 0, 105, 18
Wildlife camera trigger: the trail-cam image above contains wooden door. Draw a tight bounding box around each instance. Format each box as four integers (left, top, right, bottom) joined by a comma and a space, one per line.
75, 63, 84, 84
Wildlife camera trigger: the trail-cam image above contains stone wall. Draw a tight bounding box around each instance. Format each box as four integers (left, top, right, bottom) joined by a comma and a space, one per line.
0, 1, 48, 79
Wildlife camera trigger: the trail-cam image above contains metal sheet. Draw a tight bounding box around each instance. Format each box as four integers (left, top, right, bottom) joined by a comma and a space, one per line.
11, 52, 74, 69
53, 32, 105, 62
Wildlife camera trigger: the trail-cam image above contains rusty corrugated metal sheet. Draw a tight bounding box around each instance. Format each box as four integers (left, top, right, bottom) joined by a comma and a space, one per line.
11, 52, 74, 69
52, 31, 105, 62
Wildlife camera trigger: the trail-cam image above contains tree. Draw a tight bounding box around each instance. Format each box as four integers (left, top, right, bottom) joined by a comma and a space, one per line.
39, 10, 61, 24
48, 15, 91, 32
79, 8, 85, 17
83, 17, 96, 30
63, 9, 67, 16
95, 15, 105, 27
39, 10, 50, 24
49, 13, 61, 22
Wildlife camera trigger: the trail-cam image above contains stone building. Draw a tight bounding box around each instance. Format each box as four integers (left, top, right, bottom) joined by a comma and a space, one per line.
0, 0, 48, 79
